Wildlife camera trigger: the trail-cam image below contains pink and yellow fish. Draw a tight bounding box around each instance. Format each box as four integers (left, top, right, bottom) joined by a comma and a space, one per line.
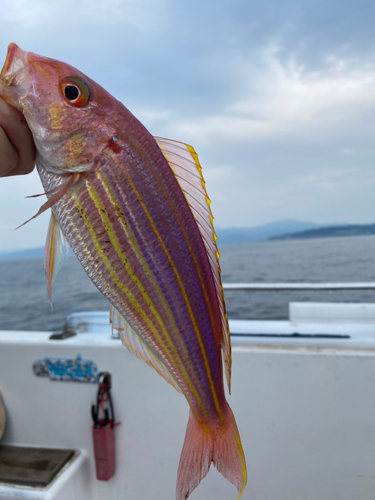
0, 43, 247, 499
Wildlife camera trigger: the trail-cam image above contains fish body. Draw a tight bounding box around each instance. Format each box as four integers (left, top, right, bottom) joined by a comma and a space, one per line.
0, 43, 247, 499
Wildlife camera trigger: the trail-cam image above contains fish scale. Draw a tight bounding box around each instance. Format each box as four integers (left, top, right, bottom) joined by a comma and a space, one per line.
52, 149, 225, 418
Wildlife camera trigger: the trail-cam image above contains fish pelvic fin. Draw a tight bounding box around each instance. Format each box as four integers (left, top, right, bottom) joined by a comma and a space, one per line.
176, 404, 247, 500
43, 213, 69, 306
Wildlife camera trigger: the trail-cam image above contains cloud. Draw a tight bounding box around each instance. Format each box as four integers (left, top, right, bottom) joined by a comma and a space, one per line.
211, 164, 375, 228
167, 44, 375, 146
2, 0, 375, 251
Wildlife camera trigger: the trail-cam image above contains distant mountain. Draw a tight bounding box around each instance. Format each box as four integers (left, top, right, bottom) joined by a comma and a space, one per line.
271, 223, 375, 241
0, 246, 45, 261
216, 219, 339, 245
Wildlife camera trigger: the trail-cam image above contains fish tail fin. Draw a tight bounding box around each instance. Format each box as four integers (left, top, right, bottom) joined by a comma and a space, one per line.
176, 405, 247, 500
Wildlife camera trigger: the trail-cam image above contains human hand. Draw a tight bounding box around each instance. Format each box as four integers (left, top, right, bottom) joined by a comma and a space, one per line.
0, 98, 35, 177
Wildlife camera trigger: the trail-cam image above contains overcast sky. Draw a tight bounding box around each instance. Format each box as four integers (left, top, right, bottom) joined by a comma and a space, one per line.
1, 0, 375, 251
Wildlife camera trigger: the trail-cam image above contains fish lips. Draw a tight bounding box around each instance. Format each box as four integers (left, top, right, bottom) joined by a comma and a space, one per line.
0, 43, 32, 109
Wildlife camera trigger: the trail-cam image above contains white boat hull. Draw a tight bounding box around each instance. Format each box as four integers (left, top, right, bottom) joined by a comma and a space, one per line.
0, 324, 375, 499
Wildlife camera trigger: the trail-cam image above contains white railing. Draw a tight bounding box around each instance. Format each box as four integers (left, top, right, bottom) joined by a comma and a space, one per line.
223, 282, 375, 291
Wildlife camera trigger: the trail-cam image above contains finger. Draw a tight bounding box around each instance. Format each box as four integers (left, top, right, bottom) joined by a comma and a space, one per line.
0, 125, 18, 176
0, 98, 35, 176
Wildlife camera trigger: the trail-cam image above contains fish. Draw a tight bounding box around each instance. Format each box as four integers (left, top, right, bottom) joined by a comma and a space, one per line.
0, 43, 247, 499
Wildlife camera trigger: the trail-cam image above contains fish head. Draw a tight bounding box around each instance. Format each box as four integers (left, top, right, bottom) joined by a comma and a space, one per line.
0, 43, 117, 174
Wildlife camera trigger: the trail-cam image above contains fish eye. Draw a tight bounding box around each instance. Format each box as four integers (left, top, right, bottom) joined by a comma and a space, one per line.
60, 77, 91, 107
64, 85, 79, 101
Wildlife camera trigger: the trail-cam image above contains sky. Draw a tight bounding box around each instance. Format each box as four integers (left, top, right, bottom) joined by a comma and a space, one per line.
1, 0, 375, 251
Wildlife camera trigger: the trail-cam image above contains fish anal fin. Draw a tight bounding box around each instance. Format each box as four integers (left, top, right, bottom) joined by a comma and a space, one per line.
110, 305, 182, 393
155, 136, 232, 392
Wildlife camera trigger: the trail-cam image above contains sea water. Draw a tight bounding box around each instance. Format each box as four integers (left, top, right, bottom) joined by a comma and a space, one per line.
1, 234, 375, 332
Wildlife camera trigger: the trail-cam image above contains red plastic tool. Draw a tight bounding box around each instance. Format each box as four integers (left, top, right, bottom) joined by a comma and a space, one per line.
91, 372, 117, 481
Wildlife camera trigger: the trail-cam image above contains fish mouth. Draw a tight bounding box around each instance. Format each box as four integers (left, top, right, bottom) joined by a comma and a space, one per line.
0, 43, 31, 109
0, 43, 23, 78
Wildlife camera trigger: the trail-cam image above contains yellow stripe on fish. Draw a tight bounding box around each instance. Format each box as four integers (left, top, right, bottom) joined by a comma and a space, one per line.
95, 171, 206, 388
85, 178, 207, 415
105, 149, 223, 421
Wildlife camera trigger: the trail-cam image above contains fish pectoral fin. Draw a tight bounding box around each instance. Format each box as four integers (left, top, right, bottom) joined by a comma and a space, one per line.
155, 136, 232, 392
25, 186, 62, 198
110, 305, 183, 394
43, 213, 70, 306
16, 173, 81, 229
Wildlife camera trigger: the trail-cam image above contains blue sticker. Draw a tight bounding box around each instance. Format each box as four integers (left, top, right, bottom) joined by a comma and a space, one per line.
33, 354, 98, 383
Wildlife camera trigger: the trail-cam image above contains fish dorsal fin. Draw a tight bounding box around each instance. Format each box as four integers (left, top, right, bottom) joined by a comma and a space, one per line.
110, 304, 182, 394
154, 137, 232, 392
43, 213, 70, 305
